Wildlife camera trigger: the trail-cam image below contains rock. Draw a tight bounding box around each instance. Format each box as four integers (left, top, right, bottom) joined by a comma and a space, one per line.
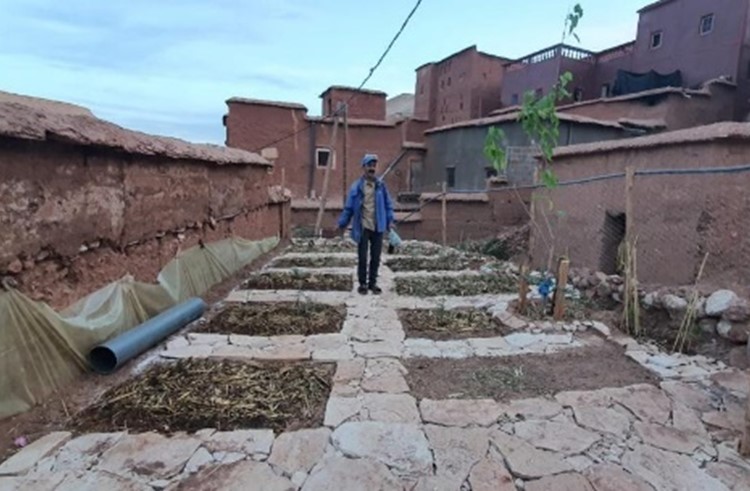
671, 404, 711, 441
331, 422, 432, 477
45, 432, 124, 473
572, 405, 631, 438
525, 472, 594, 491
55, 471, 148, 491
175, 461, 294, 491
622, 444, 729, 491
424, 426, 489, 484
203, 430, 275, 456
698, 318, 718, 334
660, 381, 714, 412
705, 462, 750, 491
420, 399, 502, 427
361, 393, 420, 423
711, 370, 750, 396
351, 340, 402, 358
333, 359, 365, 384
149, 479, 172, 489
723, 297, 750, 322
302, 456, 401, 491
584, 463, 654, 491
291, 471, 308, 487
505, 333, 545, 349
706, 290, 739, 317
402, 339, 441, 358
6, 259, 23, 274
662, 294, 688, 313
642, 292, 658, 309
513, 420, 600, 455
324, 397, 362, 427
648, 353, 686, 369
468, 446, 515, 491
593, 272, 608, 284
717, 320, 749, 344
503, 398, 563, 420
490, 430, 572, 479
187, 333, 228, 346
611, 384, 671, 424
162, 344, 213, 359
361, 359, 409, 393
701, 402, 745, 433
589, 321, 611, 338
595, 283, 611, 298
184, 447, 214, 474
98, 433, 202, 479
565, 455, 594, 472
633, 421, 705, 454
267, 428, 330, 476
0, 432, 71, 476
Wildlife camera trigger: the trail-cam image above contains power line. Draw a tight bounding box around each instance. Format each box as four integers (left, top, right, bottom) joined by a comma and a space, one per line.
250, 0, 424, 153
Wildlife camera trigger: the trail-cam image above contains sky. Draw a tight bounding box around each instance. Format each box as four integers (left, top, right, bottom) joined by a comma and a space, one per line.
0, 0, 648, 144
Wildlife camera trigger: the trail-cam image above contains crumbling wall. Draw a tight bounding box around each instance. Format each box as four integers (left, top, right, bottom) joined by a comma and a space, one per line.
0, 137, 288, 308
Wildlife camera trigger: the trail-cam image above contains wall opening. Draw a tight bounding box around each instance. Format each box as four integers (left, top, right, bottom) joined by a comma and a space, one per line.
445, 167, 456, 189
599, 211, 626, 274
316, 148, 334, 169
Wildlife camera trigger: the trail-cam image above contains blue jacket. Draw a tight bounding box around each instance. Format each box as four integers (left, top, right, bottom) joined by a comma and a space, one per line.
338, 177, 395, 243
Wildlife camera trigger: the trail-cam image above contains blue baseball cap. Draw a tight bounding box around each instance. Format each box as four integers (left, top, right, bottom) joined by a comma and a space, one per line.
362, 154, 379, 167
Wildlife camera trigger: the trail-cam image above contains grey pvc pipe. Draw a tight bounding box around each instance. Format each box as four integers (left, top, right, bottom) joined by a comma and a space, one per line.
89, 297, 206, 374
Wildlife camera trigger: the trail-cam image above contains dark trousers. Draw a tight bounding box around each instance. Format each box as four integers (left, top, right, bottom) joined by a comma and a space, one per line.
357, 228, 383, 287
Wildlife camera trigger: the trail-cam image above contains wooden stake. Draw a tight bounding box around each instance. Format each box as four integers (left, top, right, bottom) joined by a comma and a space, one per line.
552, 257, 570, 321
441, 182, 447, 246
518, 261, 529, 315
742, 382, 750, 456
625, 167, 635, 247
314, 116, 339, 236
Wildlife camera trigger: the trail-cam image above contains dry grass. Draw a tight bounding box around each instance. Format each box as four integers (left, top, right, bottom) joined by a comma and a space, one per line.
241, 271, 353, 291
74, 359, 334, 433
197, 302, 346, 336
394, 274, 516, 297
399, 308, 510, 340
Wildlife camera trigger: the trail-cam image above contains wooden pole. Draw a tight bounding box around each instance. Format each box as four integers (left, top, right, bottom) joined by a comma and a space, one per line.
518, 261, 529, 315
342, 104, 349, 206
314, 115, 340, 236
552, 256, 570, 321
625, 167, 635, 248
441, 182, 447, 246
741, 382, 750, 456
623, 166, 636, 334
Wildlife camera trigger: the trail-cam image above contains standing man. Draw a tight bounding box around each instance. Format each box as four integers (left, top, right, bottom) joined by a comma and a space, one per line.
338, 154, 395, 295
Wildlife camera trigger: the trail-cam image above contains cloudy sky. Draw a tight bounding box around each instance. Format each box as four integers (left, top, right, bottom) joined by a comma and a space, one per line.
0, 0, 647, 144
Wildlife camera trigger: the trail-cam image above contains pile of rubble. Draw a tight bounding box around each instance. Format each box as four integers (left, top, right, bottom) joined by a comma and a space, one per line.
569, 268, 750, 347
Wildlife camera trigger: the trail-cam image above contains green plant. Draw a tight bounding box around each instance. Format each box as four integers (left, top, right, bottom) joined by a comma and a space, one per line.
484, 4, 584, 187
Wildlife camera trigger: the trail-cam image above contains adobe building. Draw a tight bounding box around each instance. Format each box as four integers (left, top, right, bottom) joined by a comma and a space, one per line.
224, 87, 429, 206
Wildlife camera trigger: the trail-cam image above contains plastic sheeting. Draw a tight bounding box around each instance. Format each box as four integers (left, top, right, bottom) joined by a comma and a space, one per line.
0, 235, 279, 419
611, 69, 683, 97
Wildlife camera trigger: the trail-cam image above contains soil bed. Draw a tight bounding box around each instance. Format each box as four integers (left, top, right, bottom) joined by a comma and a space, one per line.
387, 254, 486, 272
271, 256, 356, 269
510, 296, 618, 323
405, 342, 658, 400
393, 242, 447, 256
242, 271, 353, 291
289, 240, 355, 253
196, 302, 346, 336
395, 273, 516, 297
399, 308, 511, 340
74, 359, 334, 434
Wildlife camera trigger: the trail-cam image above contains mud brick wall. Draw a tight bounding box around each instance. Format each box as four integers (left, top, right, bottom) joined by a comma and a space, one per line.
0, 137, 289, 308
530, 137, 750, 292
291, 189, 531, 245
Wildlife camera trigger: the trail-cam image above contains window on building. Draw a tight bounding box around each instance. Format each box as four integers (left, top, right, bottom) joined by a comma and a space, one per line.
445, 167, 456, 188
511, 94, 519, 105
448, 77, 452, 86
573, 88, 584, 102
650, 31, 663, 49
601, 84, 610, 98
700, 14, 714, 35
459, 102, 464, 110
316, 147, 334, 168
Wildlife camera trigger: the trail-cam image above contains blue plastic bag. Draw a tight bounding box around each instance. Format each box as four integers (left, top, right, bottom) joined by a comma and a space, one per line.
388, 229, 402, 248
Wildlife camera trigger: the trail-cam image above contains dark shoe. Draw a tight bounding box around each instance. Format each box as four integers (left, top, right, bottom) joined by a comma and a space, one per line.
369, 285, 382, 294
358, 285, 368, 295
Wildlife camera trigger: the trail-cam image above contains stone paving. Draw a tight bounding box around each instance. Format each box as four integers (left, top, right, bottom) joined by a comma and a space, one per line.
1, 241, 749, 491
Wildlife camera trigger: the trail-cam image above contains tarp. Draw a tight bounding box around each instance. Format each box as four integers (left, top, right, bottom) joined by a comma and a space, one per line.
0, 235, 279, 419
611, 69, 683, 97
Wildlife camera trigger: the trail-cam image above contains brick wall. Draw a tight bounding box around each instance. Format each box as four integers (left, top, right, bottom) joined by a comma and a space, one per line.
321, 87, 386, 120
530, 133, 750, 292
0, 137, 288, 308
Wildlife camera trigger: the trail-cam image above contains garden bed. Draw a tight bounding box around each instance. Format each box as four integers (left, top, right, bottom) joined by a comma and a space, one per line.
241, 271, 353, 291
271, 256, 356, 269
386, 254, 486, 272
289, 240, 355, 253
196, 302, 346, 336
405, 343, 658, 401
399, 308, 510, 340
74, 359, 334, 433
393, 241, 447, 256
510, 296, 618, 323
394, 273, 516, 297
